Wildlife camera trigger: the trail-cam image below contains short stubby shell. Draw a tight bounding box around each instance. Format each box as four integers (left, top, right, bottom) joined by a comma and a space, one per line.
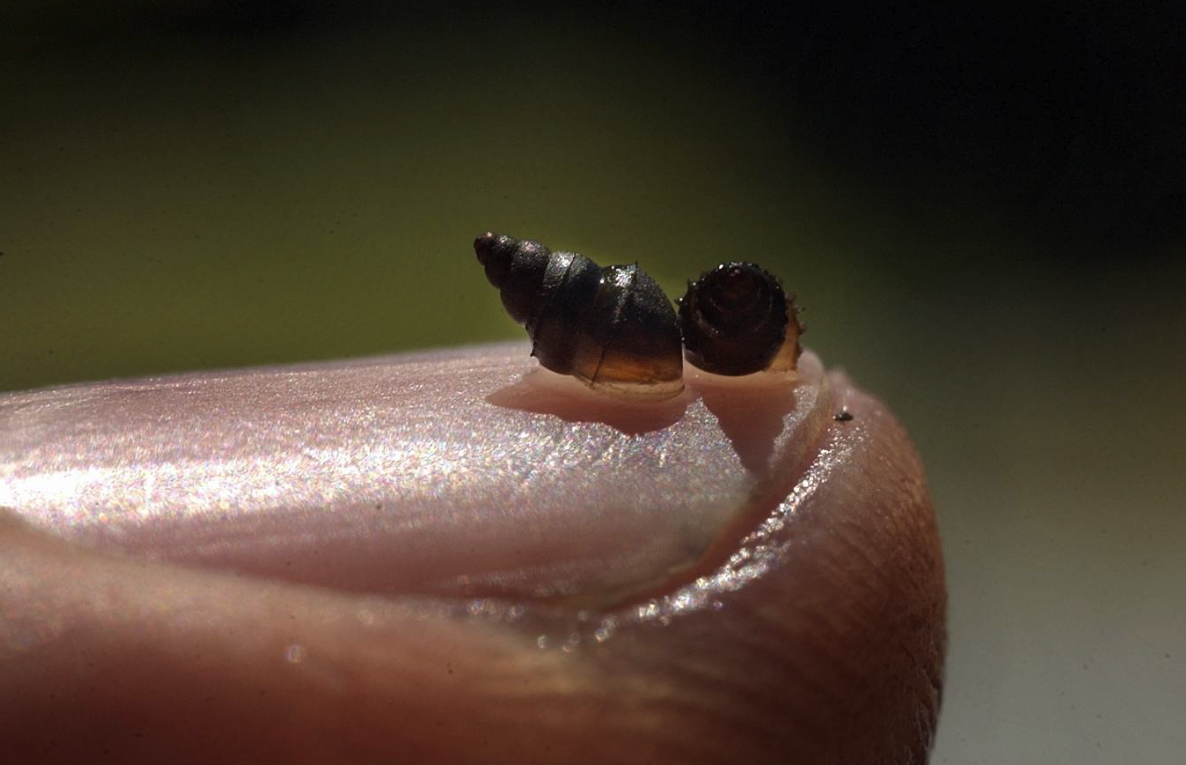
678, 262, 802, 376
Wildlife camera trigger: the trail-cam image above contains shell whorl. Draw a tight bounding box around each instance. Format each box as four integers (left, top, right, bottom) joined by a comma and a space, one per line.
678, 261, 802, 376
475, 232, 684, 398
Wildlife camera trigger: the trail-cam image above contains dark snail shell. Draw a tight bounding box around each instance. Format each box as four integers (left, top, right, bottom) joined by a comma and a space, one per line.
475, 232, 684, 400
677, 262, 803, 376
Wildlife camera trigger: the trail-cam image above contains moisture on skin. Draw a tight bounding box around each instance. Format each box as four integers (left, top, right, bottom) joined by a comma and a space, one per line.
0, 343, 946, 764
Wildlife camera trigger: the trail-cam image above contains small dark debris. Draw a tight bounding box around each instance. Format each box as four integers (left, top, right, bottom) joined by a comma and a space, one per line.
834, 409, 854, 422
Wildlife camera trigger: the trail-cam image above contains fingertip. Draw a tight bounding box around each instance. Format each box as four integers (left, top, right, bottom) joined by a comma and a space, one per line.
0, 346, 945, 763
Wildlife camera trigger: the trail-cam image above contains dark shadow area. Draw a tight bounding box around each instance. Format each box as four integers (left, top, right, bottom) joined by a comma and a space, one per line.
486, 368, 688, 436
688, 373, 800, 476
4, 2, 1183, 262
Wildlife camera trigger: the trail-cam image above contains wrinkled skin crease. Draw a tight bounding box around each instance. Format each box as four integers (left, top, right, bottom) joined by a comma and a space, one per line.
485, 363, 826, 606
0, 343, 946, 765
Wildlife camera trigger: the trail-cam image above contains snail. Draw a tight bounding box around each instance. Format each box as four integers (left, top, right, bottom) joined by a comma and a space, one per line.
678, 262, 803, 376
474, 232, 685, 400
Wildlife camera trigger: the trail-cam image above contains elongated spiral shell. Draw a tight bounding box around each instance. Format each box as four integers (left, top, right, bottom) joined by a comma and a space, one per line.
475, 232, 684, 400
678, 262, 803, 376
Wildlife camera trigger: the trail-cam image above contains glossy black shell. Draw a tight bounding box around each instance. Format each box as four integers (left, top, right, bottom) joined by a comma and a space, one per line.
475, 232, 684, 398
678, 262, 802, 376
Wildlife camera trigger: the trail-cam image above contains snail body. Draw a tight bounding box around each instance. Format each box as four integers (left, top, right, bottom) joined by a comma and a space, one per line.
678, 262, 803, 376
475, 232, 684, 400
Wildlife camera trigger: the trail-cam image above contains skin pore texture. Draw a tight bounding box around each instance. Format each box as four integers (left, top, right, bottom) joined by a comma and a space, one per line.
0, 343, 946, 764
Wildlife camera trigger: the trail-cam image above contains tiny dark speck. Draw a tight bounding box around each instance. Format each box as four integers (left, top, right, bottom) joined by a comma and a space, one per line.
834, 409, 854, 422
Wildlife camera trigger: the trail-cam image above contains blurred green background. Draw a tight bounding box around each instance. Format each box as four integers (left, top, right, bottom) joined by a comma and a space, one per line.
2, 2, 1184, 762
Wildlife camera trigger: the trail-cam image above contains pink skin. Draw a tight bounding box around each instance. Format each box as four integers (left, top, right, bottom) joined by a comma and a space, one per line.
0, 343, 945, 764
